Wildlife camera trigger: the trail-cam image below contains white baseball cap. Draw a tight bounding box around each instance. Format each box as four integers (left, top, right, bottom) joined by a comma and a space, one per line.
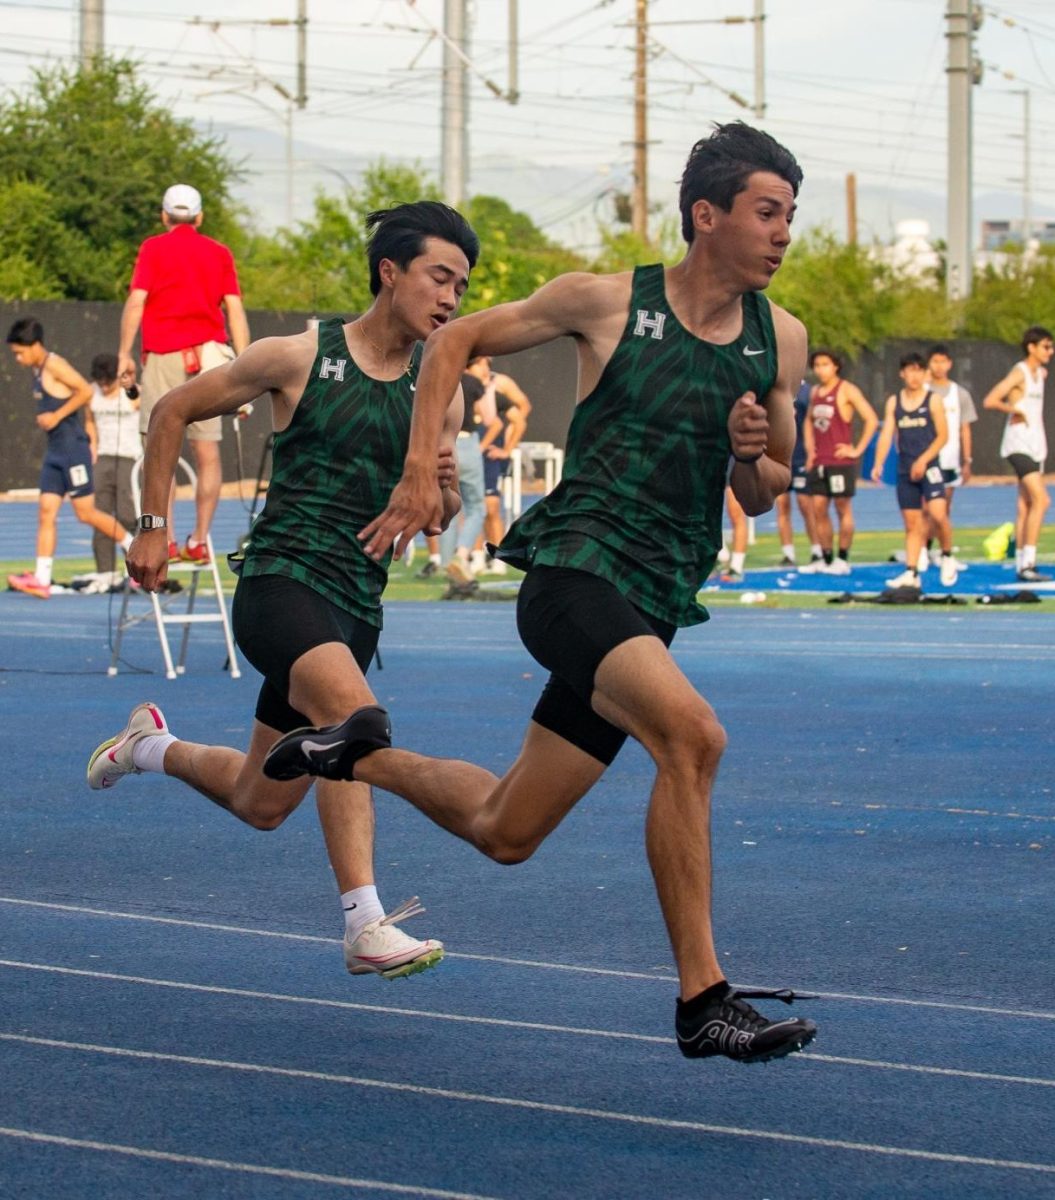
162, 184, 202, 217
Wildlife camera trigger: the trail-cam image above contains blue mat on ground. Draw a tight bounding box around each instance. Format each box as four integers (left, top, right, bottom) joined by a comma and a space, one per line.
707, 557, 1053, 598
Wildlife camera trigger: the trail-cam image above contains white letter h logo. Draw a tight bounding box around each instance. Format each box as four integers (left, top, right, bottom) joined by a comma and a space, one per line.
633, 310, 666, 339
319, 356, 346, 381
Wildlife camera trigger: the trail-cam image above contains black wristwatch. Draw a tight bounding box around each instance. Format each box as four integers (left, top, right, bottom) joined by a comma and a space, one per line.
138, 514, 168, 531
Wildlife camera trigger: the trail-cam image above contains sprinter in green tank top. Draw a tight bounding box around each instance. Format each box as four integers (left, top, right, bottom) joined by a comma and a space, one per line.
275, 126, 819, 1062
90, 203, 479, 980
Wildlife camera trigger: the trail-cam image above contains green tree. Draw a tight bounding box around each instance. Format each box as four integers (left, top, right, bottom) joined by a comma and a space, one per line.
460, 194, 587, 311
0, 57, 240, 301
237, 161, 443, 313
589, 215, 683, 274
239, 163, 590, 313
767, 228, 899, 354
962, 249, 1055, 343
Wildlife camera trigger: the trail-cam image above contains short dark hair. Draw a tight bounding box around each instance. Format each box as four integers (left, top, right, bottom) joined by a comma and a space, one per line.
899, 351, 926, 370
91, 352, 119, 385
365, 201, 480, 297
810, 347, 842, 371
679, 122, 803, 243
1022, 325, 1053, 354
928, 343, 952, 360
6, 317, 44, 346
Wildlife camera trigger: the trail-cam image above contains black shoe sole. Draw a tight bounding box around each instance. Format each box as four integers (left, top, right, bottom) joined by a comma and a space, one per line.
737, 1027, 816, 1064
677, 1021, 817, 1064
263, 705, 392, 782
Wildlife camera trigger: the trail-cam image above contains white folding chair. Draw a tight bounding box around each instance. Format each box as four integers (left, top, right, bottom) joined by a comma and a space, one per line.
108, 456, 241, 680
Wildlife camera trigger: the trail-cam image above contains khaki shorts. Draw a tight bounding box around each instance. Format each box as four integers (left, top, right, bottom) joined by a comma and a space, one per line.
140, 340, 235, 441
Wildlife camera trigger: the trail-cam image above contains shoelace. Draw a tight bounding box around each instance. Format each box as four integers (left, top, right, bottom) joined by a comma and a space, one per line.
720, 988, 816, 1032
378, 896, 427, 928
728, 987, 816, 1005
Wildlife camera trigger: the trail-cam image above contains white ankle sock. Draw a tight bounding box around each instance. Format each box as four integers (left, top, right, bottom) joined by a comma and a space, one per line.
1023, 545, 1037, 569
781, 542, 795, 561
341, 885, 384, 942
730, 551, 746, 573
131, 733, 177, 774
36, 556, 53, 587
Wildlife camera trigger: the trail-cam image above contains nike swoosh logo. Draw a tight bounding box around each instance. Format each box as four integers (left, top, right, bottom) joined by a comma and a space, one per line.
301, 738, 343, 755
743, 347, 767, 357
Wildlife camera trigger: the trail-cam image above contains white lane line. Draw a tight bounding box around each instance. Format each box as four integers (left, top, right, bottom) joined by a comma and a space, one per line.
0, 1125, 497, 1199
796, 1053, 1055, 1088
2, 897, 1053, 1021
3, 968, 1055, 1091
1, 1036, 1053, 1177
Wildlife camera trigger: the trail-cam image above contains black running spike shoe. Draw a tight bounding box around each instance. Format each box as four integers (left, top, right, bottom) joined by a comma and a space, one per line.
676, 986, 817, 1064
263, 705, 392, 782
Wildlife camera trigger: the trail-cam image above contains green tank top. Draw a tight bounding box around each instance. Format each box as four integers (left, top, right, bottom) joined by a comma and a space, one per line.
241, 317, 422, 628
497, 263, 778, 626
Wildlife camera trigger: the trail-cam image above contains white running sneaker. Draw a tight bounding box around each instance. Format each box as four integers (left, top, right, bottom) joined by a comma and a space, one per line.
87, 702, 169, 790
887, 569, 921, 589
826, 558, 851, 576
939, 557, 958, 587
797, 558, 828, 575
344, 897, 444, 979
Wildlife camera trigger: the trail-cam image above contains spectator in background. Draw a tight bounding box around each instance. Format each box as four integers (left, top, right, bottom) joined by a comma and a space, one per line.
472, 357, 531, 574
983, 325, 1053, 583
775, 378, 819, 566
5, 318, 133, 599
88, 353, 140, 579
720, 486, 749, 582
118, 184, 250, 564
441, 364, 502, 582
872, 351, 952, 590
924, 344, 977, 574
801, 348, 878, 576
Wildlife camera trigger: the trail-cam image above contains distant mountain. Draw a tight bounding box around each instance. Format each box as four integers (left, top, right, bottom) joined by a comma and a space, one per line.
212, 122, 1052, 250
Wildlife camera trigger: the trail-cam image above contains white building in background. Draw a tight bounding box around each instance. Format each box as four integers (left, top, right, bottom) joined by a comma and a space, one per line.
976, 218, 1055, 271
873, 219, 942, 278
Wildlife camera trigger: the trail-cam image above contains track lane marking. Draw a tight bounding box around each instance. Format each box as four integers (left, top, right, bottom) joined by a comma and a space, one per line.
1, 1036, 1054, 1176
1, 898, 1053, 1020
3, 968, 1055, 1089
0, 1125, 497, 1198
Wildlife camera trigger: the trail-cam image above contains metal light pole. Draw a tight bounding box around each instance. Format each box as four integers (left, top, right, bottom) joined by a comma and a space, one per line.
945, 0, 980, 300
441, 0, 469, 207
80, 0, 104, 63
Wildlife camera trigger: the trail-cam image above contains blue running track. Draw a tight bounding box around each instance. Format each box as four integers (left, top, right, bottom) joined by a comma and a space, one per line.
0, 591, 1052, 1198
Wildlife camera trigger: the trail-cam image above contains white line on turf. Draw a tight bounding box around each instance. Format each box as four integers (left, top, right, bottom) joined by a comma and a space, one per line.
0, 1125, 498, 1199
1, 1036, 1053, 1176
3, 966, 1055, 1090
1, 897, 1053, 1021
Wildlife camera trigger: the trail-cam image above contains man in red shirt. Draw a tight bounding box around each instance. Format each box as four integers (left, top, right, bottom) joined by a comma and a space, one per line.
118, 184, 250, 561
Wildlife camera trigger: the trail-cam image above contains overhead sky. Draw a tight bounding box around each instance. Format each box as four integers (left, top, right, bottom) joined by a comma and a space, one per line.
1, 0, 1053, 247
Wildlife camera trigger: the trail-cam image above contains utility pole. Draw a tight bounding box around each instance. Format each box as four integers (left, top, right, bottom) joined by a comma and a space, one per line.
753, 0, 765, 119
846, 173, 858, 245
441, 0, 469, 207
945, 0, 981, 301
80, 0, 104, 63
1018, 88, 1031, 245
632, 0, 648, 241
296, 0, 308, 109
